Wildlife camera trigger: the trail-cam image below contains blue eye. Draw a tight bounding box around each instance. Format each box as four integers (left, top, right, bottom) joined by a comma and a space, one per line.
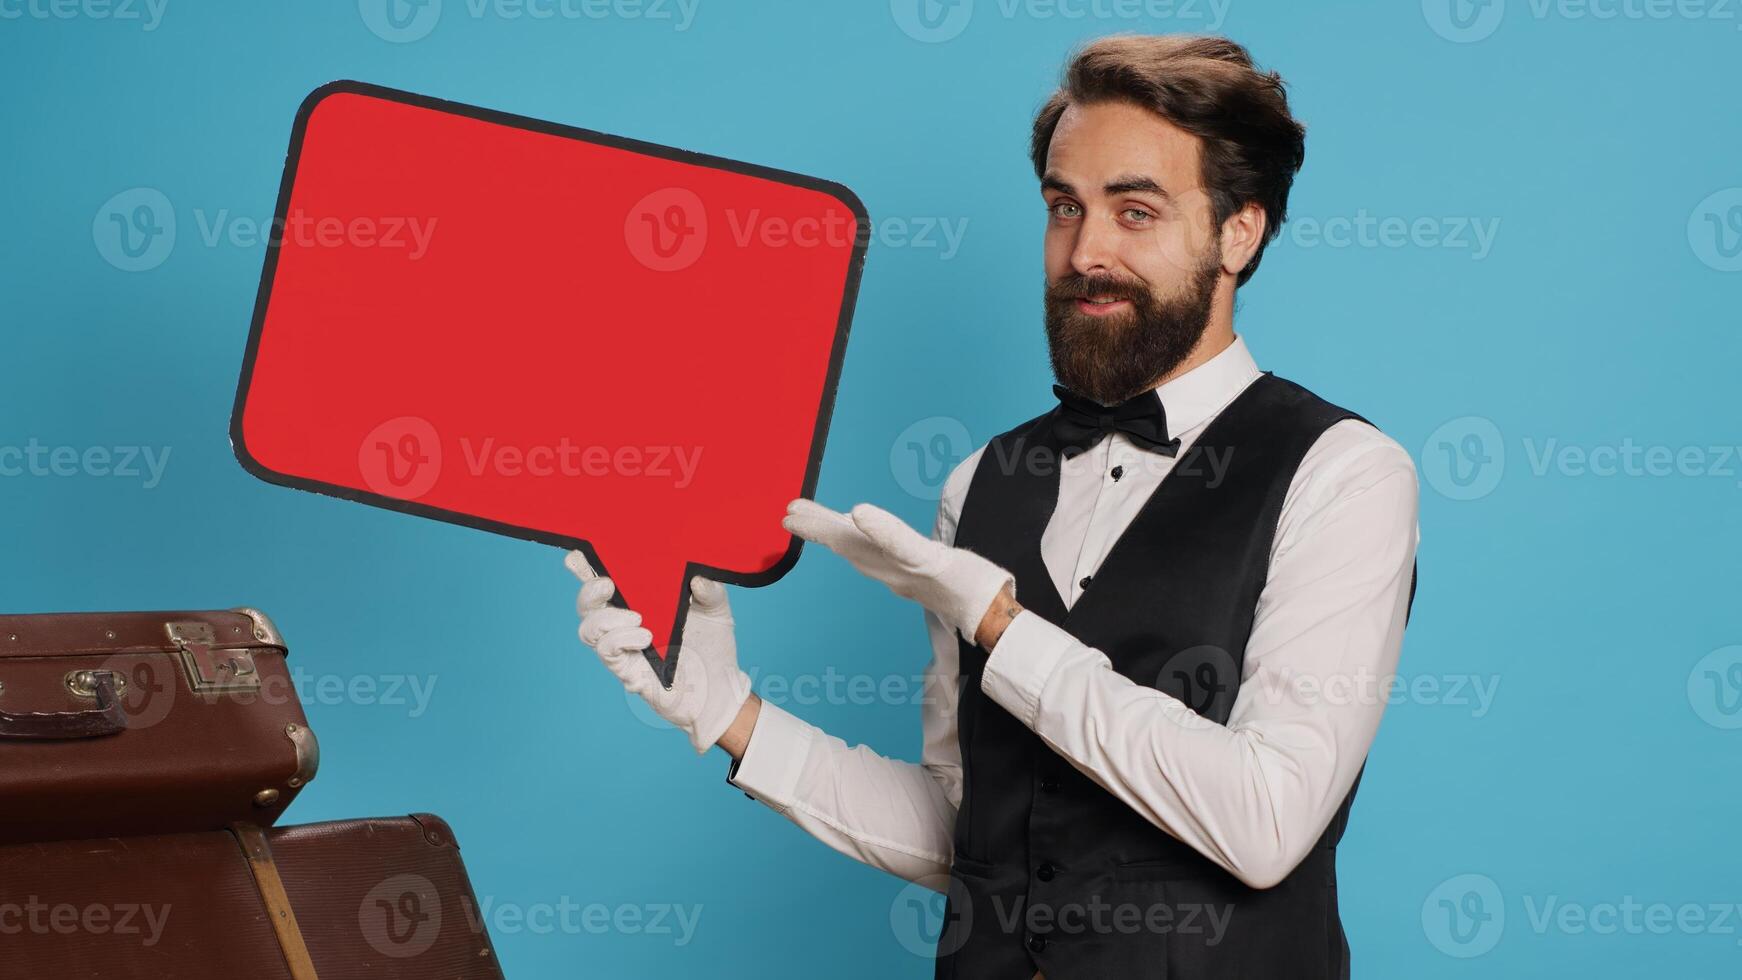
1050, 202, 1082, 219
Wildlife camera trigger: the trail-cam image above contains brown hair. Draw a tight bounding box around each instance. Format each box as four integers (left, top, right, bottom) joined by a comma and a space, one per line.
1030, 34, 1306, 287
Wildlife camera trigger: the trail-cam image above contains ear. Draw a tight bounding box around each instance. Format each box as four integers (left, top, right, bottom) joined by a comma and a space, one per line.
1219, 200, 1267, 277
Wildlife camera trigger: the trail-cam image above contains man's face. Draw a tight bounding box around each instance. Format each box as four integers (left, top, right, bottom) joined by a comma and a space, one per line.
1041, 99, 1226, 405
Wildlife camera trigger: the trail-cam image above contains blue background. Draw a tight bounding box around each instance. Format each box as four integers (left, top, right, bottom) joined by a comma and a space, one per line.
3, 1, 1740, 975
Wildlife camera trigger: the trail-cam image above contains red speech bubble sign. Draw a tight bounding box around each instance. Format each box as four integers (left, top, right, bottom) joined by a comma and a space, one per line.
233, 82, 866, 686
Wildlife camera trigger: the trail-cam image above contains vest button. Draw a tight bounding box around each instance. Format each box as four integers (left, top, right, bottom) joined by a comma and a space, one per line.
1078, 575, 1092, 590
1036, 862, 1056, 881
1026, 933, 1048, 953
1040, 776, 1061, 793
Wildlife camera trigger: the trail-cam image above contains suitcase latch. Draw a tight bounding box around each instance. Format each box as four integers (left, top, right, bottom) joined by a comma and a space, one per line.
167, 622, 261, 693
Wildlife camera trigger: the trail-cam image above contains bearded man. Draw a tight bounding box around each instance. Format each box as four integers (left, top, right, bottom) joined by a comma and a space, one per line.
572, 33, 1421, 980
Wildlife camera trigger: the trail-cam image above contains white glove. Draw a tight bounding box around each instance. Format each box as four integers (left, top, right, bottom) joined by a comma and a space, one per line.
567, 552, 753, 755
781, 498, 1015, 644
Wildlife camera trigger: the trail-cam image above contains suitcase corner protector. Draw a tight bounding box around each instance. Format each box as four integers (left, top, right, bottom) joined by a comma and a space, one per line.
229, 607, 285, 647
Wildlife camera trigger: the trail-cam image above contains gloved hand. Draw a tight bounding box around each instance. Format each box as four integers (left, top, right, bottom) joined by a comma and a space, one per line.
781, 498, 1015, 644
568, 552, 752, 755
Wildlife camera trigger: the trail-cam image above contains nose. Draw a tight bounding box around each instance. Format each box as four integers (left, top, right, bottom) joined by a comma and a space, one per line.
1068, 212, 1119, 278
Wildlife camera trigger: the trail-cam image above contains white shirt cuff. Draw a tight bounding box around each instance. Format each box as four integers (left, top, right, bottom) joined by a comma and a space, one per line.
980, 610, 1077, 728
724, 698, 814, 814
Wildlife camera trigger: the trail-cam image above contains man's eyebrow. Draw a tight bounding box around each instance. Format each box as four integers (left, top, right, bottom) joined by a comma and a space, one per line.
1040, 173, 1074, 195
1040, 172, 1171, 199
1104, 174, 1169, 198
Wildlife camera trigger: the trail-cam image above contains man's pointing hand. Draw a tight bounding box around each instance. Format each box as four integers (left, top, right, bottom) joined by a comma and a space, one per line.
782, 498, 1016, 645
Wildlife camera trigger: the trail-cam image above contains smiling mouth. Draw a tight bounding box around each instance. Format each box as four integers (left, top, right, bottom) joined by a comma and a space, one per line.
1075, 296, 1131, 316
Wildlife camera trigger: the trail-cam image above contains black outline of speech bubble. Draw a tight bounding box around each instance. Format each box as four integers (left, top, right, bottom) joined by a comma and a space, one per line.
231, 80, 868, 690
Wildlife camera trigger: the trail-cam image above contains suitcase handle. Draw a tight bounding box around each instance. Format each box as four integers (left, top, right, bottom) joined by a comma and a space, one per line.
0, 670, 129, 740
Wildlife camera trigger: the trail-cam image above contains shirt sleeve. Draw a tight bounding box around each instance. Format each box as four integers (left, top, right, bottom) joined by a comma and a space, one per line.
978, 419, 1420, 889
724, 447, 987, 889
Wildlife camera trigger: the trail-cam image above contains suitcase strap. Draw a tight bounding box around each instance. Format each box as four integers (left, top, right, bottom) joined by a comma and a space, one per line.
232, 823, 322, 980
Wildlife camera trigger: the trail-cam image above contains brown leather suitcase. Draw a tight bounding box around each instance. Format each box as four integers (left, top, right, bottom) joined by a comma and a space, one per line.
0, 813, 506, 979
0, 608, 318, 845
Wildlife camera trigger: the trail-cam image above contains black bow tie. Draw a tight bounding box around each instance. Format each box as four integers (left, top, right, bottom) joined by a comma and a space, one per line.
1047, 383, 1181, 459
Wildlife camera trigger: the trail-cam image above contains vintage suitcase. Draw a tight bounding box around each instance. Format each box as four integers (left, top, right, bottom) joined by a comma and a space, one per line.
0, 813, 506, 979
0, 607, 318, 844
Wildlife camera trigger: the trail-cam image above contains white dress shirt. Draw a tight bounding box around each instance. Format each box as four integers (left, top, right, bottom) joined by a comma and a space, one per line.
726, 333, 1421, 898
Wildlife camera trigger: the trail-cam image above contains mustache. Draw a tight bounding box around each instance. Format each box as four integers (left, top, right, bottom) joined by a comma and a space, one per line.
1046, 273, 1150, 303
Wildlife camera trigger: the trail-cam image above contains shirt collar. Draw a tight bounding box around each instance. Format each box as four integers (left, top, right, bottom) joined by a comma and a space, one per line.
1147, 333, 1261, 436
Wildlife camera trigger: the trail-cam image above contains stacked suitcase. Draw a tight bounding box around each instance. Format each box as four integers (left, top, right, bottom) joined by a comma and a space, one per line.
0, 608, 506, 979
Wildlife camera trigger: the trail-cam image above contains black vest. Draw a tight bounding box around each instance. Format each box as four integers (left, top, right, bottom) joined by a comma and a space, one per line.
934, 372, 1417, 980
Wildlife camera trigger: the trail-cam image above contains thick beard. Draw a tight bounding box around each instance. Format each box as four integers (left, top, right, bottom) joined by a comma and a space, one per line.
1044, 246, 1222, 406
